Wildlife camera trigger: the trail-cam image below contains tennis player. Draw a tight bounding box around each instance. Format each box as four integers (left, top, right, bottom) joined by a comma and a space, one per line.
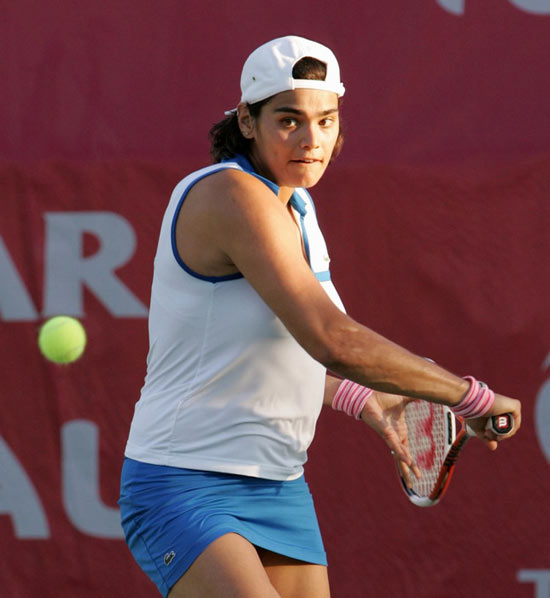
119, 36, 521, 598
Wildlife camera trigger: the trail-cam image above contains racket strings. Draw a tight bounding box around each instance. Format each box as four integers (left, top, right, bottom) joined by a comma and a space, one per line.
405, 402, 449, 497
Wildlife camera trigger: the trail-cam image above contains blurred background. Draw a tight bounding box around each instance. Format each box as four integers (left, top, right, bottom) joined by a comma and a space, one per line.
1, 1, 549, 596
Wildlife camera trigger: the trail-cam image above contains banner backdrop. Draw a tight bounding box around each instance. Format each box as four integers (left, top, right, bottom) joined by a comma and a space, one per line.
1, 2, 549, 597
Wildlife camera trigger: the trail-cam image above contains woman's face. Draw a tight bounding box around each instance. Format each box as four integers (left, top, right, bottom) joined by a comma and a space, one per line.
241, 88, 340, 190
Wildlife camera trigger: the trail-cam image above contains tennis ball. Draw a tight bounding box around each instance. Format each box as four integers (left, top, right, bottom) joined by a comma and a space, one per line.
38, 316, 87, 364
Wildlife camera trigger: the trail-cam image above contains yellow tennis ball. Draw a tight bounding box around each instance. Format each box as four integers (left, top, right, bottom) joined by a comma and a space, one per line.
38, 316, 87, 364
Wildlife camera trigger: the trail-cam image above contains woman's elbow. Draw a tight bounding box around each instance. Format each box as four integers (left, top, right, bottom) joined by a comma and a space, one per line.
302, 325, 356, 372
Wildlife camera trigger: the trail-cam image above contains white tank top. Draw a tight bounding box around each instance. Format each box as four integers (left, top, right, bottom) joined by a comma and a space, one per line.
124, 155, 345, 480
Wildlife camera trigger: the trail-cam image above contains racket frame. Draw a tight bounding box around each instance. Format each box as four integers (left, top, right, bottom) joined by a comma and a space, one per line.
399, 405, 470, 507
399, 404, 513, 507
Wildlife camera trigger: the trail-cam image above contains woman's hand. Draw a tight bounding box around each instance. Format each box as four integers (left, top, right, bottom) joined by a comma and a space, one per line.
466, 393, 522, 450
360, 391, 421, 488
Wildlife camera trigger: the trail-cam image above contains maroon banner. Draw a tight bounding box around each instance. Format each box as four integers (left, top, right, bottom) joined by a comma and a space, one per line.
1, 2, 549, 597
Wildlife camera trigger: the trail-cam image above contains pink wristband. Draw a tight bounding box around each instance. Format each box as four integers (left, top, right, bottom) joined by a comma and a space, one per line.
451, 376, 495, 419
332, 379, 374, 420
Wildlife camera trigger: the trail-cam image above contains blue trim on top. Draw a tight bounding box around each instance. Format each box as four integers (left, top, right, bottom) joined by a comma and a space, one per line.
289, 194, 311, 264
301, 188, 317, 216
291, 190, 332, 282
315, 271, 331, 282
172, 155, 330, 283
171, 167, 244, 282
227, 155, 280, 195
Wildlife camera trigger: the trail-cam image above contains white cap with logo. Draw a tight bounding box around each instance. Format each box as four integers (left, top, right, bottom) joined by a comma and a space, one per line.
225, 35, 345, 114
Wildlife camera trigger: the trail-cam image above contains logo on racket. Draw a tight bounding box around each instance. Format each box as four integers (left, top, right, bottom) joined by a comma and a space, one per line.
414, 403, 437, 470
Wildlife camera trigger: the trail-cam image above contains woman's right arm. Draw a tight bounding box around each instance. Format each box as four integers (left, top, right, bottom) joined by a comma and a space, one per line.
178, 170, 521, 433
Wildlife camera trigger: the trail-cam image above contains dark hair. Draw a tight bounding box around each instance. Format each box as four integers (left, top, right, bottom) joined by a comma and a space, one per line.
209, 56, 344, 163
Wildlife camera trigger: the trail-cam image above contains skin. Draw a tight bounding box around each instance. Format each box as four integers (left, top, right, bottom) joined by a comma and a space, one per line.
169, 88, 522, 597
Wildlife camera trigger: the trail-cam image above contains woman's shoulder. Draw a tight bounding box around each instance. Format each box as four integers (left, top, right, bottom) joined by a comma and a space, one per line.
188, 163, 277, 209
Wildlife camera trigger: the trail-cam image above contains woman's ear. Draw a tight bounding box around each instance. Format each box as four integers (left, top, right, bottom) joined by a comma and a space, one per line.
237, 103, 255, 139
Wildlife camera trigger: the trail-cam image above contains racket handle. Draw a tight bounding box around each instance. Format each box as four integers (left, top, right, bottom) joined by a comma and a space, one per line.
487, 413, 513, 435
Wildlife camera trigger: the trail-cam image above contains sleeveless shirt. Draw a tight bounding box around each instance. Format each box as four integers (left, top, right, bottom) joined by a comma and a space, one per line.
124, 155, 344, 480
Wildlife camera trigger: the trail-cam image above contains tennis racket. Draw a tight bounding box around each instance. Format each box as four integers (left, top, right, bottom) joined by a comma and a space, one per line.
398, 401, 513, 507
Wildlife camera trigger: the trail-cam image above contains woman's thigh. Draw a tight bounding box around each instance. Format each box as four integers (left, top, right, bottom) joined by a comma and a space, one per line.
168, 533, 280, 598
258, 548, 330, 598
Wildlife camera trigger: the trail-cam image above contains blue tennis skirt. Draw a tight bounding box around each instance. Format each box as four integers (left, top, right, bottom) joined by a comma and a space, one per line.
119, 458, 327, 597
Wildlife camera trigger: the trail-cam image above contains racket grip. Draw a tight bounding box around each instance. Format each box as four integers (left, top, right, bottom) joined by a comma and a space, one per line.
487, 413, 513, 435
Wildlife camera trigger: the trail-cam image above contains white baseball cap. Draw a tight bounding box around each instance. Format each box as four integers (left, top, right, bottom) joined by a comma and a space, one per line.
225, 35, 345, 114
